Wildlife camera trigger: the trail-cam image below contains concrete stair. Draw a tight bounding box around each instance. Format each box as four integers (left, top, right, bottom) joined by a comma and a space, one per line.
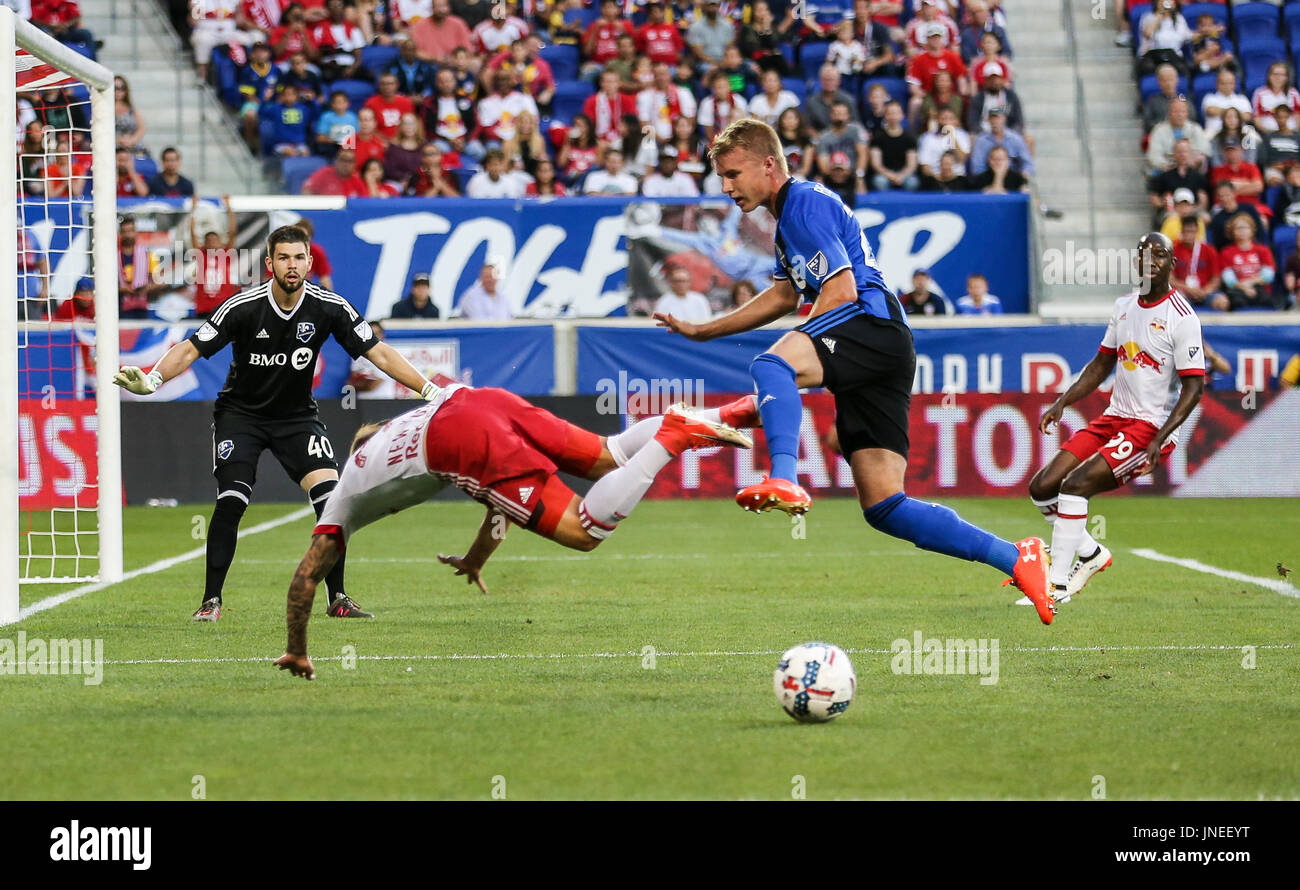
1005, 0, 1151, 314
77, 0, 272, 195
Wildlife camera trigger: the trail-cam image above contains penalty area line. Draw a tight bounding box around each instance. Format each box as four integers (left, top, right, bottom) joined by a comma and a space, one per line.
1130, 548, 1300, 598
100, 643, 1295, 667
4, 507, 315, 627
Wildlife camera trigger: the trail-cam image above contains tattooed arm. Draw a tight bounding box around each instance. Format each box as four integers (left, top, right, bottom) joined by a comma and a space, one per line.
273, 534, 341, 680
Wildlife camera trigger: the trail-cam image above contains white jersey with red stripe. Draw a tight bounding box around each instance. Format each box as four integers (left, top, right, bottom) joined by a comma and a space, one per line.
1098, 288, 1205, 437
315, 384, 465, 543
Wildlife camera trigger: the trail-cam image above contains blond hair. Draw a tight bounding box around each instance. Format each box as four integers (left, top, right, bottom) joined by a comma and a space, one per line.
708, 118, 789, 175
350, 422, 386, 455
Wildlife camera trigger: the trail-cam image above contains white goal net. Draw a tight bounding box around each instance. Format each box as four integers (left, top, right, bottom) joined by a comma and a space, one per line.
1, 8, 121, 622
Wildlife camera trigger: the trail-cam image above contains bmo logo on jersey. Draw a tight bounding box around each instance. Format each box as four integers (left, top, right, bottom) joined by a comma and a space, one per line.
248, 349, 314, 369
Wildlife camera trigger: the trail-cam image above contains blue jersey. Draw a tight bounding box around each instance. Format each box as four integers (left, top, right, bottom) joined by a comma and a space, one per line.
771, 178, 903, 323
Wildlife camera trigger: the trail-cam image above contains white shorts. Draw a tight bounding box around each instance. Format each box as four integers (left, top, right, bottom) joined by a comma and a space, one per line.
314, 402, 448, 546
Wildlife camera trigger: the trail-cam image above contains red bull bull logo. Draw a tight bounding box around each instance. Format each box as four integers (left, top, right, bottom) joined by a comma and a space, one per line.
1149, 319, 1166, 333
1121, 341, 1164, 372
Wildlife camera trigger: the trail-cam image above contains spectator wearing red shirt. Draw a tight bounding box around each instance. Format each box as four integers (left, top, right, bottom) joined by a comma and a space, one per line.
116, 148, 148, 199
32, 0, 97, 59
190, 198, 241, 318
410, 0, 474, 65
310, 0, 366, 81
54, 278, 96, 321
583, 69, 637, 146
1218, 213, 1277, 310
582, 0, 635, 78
270, 4, 320, 63
43, 136, 89, 198
363, 74, 417, 140
296, 217, 334, 290
1211, 138, 1265, 211
351, 106, 389, 166
1172, 215, 1227, 311
637, 2, 685, 66
907, 22, 967, 124
301, 147, 367, 197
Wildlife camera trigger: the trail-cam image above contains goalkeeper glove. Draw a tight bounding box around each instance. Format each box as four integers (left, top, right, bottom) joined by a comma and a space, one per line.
113, 366, 163, 395
419, 380, 439, 401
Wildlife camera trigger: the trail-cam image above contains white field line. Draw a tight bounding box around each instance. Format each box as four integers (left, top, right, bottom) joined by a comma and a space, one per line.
4, 507, 315, 627
1130, 548, 1300, 599
231, 550, 923, 565
100, 643, 1295, 667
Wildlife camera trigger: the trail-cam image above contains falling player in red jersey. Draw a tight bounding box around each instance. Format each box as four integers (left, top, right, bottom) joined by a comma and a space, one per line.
1027, 233, 1205, 605
273, 386, 754, 680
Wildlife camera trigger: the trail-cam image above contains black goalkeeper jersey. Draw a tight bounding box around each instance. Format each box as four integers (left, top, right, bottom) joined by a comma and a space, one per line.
188, 281, 379, 419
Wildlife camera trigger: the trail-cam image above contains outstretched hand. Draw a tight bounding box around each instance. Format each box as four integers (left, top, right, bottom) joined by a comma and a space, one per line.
1039, 401, 1064, 435
438, 553, 489, 594
273, 652, 315, 681
653, 312, 707, 341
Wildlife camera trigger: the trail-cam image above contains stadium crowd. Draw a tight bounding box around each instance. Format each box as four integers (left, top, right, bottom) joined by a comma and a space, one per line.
1130, 0, 1300, 310
185, 0, 1030, 199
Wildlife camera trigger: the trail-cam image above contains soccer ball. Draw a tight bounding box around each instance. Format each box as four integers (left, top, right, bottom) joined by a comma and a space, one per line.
773, 642, 856, 723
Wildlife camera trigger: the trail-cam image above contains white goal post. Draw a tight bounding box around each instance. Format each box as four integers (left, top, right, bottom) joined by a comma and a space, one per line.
1, 7, 121, 624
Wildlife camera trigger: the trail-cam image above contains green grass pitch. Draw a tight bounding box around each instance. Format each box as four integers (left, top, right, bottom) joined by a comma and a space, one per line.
2, 496, 1297, 800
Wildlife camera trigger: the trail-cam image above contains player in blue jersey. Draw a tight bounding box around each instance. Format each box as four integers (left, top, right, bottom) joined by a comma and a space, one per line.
654, 119, 1056, 624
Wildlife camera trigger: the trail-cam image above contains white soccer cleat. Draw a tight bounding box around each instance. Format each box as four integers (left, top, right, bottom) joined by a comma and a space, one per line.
1061, 544, 1113, 603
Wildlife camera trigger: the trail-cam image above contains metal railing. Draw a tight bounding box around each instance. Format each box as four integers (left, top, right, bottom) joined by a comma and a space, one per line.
107, 0, 267, 191
1061, 0, 1097, 249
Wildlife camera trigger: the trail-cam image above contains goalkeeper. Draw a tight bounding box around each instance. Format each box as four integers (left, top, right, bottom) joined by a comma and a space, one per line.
114, 225, 437, 622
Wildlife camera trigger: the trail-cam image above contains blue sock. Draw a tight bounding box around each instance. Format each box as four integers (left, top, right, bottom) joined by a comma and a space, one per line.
864, 493, 1019, 576
749, 352, 801, 482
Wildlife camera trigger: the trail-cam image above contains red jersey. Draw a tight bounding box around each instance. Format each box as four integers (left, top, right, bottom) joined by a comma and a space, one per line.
352, 133, 387, 167
1210, 162, 1265, 209
269, 25, 317, 62
53, 298, 94, 320
1172, 240, 1219, 288
302, 166, 366, 197
363, 93, 416, 139
193, 247, 242, 315
1219, 242, 1274, 281
583, 20, 635, 63
906, 49, 967, 93
637, 23, 683, 65
117, 171, 146, 198
310, 242, 332, 282
582, 90, 636, 144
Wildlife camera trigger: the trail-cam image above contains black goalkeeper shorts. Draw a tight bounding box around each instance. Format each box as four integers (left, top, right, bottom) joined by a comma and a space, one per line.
211, 410, 339, 485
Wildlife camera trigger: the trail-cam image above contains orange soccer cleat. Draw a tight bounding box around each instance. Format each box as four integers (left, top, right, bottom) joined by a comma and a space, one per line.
736, 475, 812, 515
1005, 537, 1056, 625
653, 405, 753, 455
718, 394, 761, 430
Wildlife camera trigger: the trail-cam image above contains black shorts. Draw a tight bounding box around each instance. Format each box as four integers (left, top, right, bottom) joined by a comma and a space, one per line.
798, 311, 915, 458
211, 411, 338, 484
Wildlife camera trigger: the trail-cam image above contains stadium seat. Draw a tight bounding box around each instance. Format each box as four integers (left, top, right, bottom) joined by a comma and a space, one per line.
1139, 73, 1188, 102
782, 77, 807, 102
359, 44, 400, 77
452, 167, 477, 194
1191, 71, 1220, 101
133, 155, 157, 180
551, 80, 594, 123
574, 6, 598, 27
780, 43, 795, 69
1180, 3, 1228, 30
1231, 3, 1281, 45
64, 41, 92, 59
210, 48, 241, 108
1239, 37, 1287, 83
1286, 4, 1300, 49
283, 155, 327, 195
1129, 4, 1153, 45
863, 77, 908, 110
800, 41, 830, 84
540, 44, 579, 83
333, 79, 376, 111
1246, 67, 1270, 94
